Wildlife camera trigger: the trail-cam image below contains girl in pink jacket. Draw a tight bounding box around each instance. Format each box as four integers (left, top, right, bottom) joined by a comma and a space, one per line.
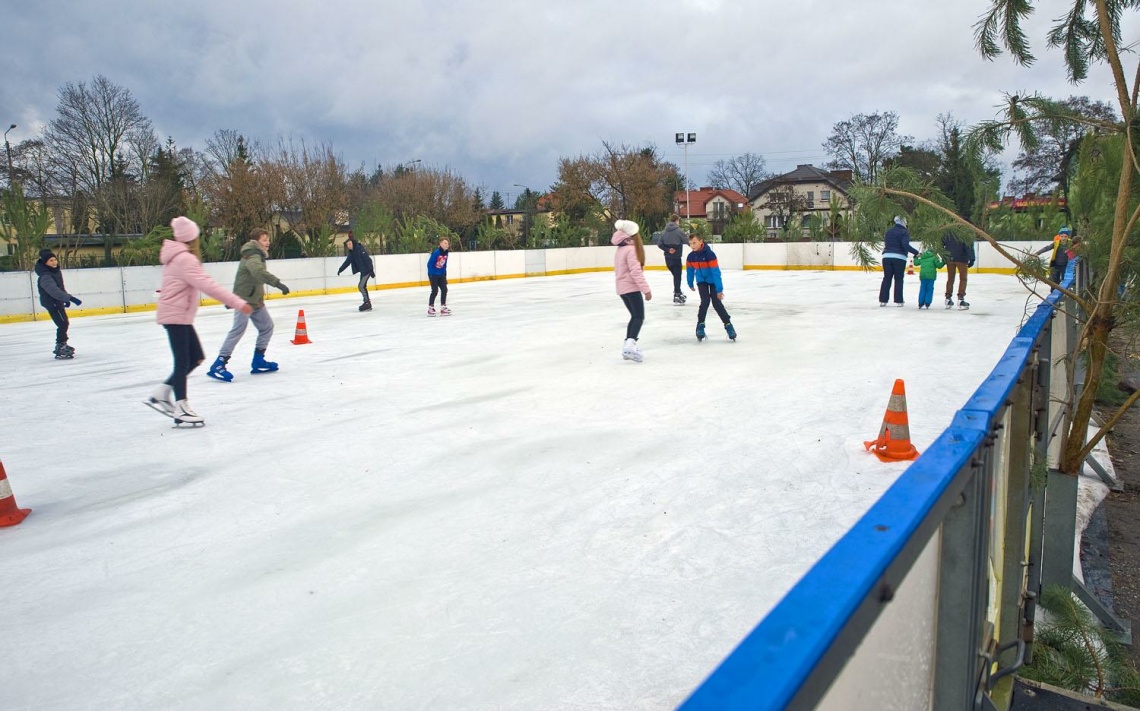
612, 219, 652, 362
147, 216, 251, 426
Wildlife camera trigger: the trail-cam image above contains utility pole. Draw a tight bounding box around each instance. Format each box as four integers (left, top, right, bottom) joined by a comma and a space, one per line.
676, 132, 695, 220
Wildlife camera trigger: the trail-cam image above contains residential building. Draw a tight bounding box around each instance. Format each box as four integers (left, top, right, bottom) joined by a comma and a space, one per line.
673, 187, 750, 235
748, 165, 854, 238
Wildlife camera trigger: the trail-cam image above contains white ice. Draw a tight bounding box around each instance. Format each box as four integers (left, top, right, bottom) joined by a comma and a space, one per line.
0, 270, 1037, 710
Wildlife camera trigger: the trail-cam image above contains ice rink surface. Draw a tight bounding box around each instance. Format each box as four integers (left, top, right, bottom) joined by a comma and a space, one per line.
0, 269, 1038, 710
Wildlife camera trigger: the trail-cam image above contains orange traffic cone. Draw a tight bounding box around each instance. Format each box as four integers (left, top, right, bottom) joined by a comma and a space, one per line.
906, 258, 915, 276
864, 379, 920, 462
291, 309, 312, 345
0, 460, 31, 527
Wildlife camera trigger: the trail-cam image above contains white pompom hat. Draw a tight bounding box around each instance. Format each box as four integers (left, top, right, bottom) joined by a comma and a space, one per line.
614, 219, 639, 236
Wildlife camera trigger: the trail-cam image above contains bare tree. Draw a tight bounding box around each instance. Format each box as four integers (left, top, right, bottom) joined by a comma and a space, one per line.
272, 137, 349, 257
43, 75, 155, 262
551, 141, 680, 232
707, 152, 769, 195
1008, 95, 1118, 197
822, 111, 912, 184
201, 131, 282, 258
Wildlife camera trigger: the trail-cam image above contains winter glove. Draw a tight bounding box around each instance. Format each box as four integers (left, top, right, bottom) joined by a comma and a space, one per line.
70, 297, 82, 306
279, 283, 290, 295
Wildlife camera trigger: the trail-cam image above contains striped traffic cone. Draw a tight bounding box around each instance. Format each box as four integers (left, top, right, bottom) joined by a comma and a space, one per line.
0, 460, 31, 527
291, 309, 312, 345
863, 379, 920, 462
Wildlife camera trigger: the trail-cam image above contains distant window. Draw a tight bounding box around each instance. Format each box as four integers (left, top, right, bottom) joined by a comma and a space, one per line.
806, 191, 814, 203
802, 214, 811, 227
506, 215, 514, 225
765, 215, 783, 228
821, 190, 831, 202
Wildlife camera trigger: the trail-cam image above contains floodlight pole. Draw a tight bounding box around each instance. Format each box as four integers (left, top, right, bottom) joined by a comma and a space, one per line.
675, 132, 696, 219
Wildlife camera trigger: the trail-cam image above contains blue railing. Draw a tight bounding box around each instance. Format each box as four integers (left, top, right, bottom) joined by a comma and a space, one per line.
679, 266, 1075, 710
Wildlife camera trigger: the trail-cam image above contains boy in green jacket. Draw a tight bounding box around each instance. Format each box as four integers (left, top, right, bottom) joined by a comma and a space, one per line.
915, 249, 945, 309
208, 228, 290, 380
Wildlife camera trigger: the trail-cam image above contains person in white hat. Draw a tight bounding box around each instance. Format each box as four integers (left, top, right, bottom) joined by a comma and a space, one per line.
611, 219, 652, 362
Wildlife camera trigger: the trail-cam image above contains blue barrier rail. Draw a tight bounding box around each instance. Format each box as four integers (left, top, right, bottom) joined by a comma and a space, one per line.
679, 266, 1076, 710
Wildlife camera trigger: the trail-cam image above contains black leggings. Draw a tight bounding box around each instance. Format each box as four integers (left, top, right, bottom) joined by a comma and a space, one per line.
696, 282, 730, 324
429, 274, 448, 306
46, 303, 70, 343
620, 292, 645, 340
163, 324, 205, 402
666, 260, 682, 295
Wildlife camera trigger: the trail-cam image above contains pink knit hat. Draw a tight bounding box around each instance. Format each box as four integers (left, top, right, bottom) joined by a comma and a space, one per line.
171, 216, 200, 242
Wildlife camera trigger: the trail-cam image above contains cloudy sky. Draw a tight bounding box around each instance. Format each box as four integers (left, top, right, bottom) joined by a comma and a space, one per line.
2, 1, 1132, 198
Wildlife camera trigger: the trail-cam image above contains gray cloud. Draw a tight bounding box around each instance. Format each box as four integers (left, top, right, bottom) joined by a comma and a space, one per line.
2, 0, 1133, 195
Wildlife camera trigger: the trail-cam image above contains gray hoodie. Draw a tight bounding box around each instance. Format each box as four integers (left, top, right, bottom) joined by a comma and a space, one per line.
656, 222, 687, 262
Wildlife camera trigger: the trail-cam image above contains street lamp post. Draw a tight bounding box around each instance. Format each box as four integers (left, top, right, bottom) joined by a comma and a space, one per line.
4, 124, 15, 186
675, 132, 696, 220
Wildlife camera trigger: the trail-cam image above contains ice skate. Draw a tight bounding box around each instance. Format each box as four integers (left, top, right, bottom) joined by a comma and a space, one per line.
173, 399, 204, 427
945, 297, 954, 309
145, 384, 175, 417
673, 294, 684, 305
53, 342, 74, 360
440, 306, 451, 316
958, 299, 970, 310
894, 302, 905, 307
880, 302, 887, 307
621, 338, 643, 362
725, 323, 737, 341
251, 349, 278, 374
427, 306, 437, 317
696, 322, 706, 342
207, 355, 233, 382
359, 301, 372, 312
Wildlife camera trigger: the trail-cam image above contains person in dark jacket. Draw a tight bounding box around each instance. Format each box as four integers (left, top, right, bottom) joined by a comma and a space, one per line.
879, 216, 920, 307
337, 234, 376, 311
656, 214, 688, 304
942, 231, 975, 309
34, 249, 82, 359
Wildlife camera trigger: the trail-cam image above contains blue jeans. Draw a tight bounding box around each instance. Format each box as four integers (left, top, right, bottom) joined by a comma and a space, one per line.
919, 278, 935, 307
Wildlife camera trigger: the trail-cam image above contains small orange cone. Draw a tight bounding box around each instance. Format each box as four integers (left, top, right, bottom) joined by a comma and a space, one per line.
906, 258, 915, 276
291, 309, 312, 345
0, 460, 31, 527
864, 379, 920, 462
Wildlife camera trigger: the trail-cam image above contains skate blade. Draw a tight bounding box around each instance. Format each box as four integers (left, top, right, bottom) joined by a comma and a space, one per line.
206, 372, 233, 382
249, 368, 279, 375
173, 420, 205, 428
144, 399, 175, 417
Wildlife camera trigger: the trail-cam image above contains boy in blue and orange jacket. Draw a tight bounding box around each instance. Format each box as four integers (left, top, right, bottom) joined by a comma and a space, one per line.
686, 234, 736, 341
